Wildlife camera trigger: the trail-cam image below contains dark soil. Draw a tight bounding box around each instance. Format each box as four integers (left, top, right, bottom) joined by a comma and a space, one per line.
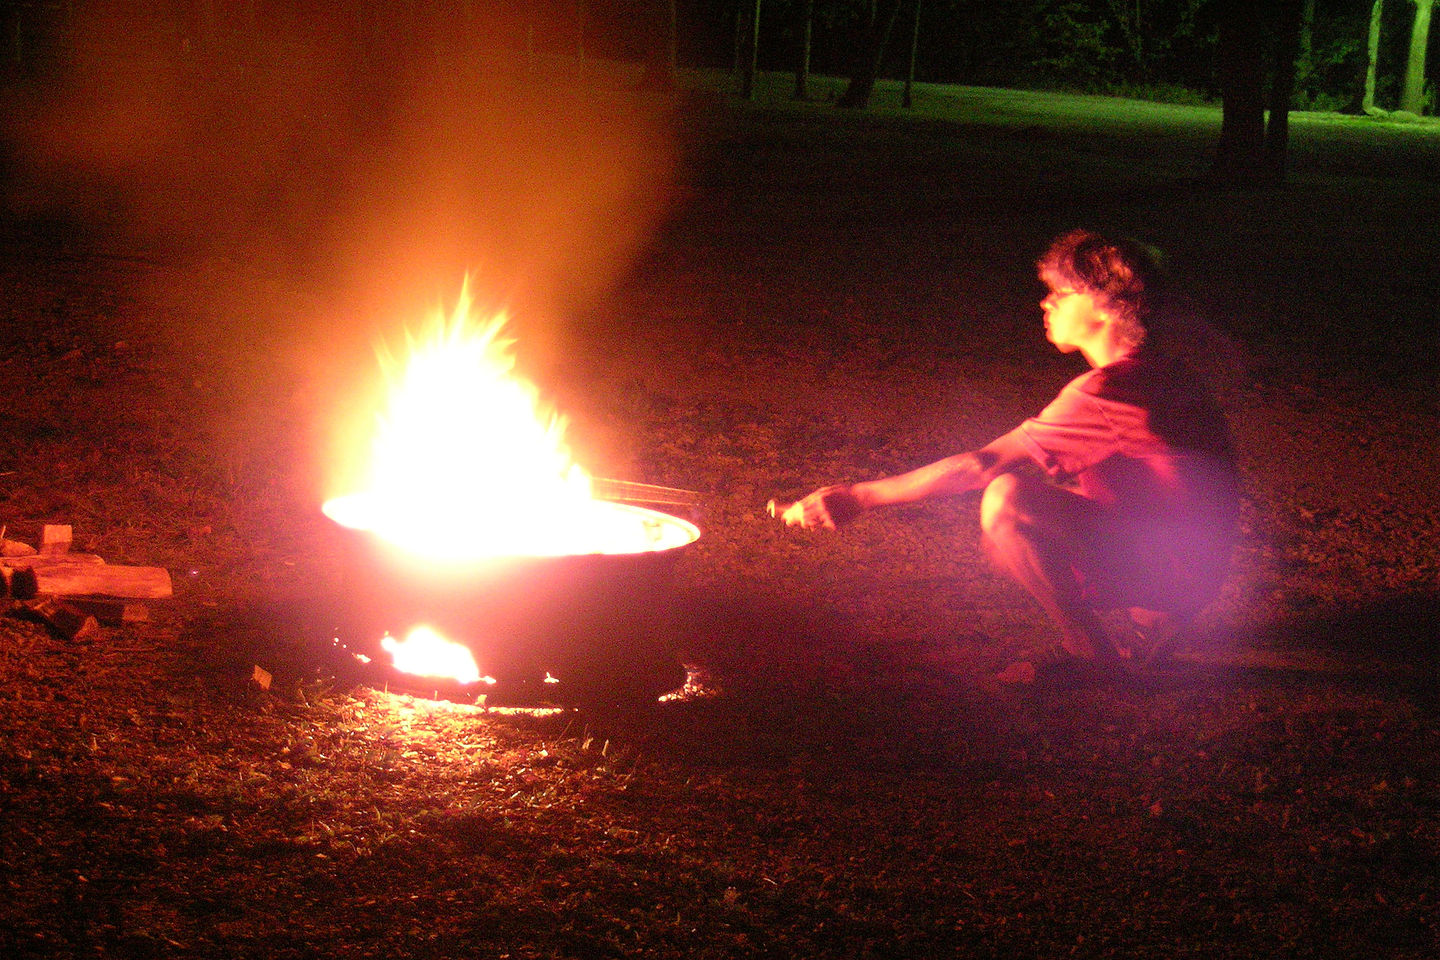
1, 77, 1437, 959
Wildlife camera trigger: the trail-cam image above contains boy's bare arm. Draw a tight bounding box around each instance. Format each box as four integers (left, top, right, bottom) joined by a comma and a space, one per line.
779, 429, 1031, 529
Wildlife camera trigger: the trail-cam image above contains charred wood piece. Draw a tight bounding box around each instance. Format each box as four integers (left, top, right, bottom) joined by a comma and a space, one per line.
20, 598, 102, 643
41, 524, 73, 555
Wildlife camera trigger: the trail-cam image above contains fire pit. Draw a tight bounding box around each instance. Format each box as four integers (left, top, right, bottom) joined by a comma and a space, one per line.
319, 281, 700, 705
324, 496, 699, 704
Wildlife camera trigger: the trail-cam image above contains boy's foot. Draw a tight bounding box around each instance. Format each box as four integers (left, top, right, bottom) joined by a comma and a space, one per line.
1122, 608, 1189, 668
995, 648, 1125, 687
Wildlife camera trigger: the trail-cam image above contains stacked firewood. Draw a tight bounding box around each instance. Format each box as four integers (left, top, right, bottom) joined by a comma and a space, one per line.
2, 525, 173, 642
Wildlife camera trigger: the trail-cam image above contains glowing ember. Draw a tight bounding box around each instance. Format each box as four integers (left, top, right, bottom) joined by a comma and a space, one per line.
322, 280, 697, 560
380, 626, 489, 686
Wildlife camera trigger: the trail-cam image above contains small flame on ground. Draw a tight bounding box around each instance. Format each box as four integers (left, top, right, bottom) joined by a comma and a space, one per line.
380, 626, 489, 686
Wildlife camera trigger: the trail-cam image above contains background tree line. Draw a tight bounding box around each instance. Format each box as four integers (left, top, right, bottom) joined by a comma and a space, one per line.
0, 0, 1430, 191
704, 0, 1434, 114
1, 1, 1431, 117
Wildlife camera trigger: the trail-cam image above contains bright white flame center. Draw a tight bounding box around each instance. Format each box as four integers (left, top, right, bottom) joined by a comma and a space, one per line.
322, 281, 696, 560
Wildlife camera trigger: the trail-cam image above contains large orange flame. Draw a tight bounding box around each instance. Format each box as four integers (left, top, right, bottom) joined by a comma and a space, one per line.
323, 280, 692, 561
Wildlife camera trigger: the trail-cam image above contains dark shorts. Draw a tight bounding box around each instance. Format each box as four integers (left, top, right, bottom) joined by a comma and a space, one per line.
1071, 512, 1233, 617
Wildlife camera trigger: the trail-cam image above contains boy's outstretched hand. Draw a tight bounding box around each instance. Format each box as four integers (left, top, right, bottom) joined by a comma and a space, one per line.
767, 485, 863, 530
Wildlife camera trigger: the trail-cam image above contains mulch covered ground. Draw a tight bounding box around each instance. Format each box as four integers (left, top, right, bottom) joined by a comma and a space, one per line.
1, 77, 1437, 958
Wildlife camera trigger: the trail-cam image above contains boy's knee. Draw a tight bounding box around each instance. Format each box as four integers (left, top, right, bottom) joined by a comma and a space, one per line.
979, 473, 1023, 538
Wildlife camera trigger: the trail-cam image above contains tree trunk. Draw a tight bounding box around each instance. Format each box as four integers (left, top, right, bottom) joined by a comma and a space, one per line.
794, 0, 813, 100
837, 0, 904, 109
1212, 0, 1267, 184
638, 0, 678, 91
1364, 0, 1383, 112
195, 0, 218, 54
733, 0, 746, 73
575, 0, 587, 71
1298, 0, 1316, 88
1104, 0, 1146, 77
1401, 0, 1434, 113
740, 0, 762, 100
902, 0, 922, 108
1266, 0, 1305, 182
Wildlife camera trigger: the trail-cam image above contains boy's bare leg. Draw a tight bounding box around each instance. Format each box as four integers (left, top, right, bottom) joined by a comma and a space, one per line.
978, 473, 1125, 666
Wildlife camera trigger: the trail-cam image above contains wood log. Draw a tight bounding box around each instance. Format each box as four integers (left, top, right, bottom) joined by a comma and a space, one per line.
41, 524, 73, 555
58, 597, 150, 626
11, 563, 173, 600
2, 555, 105, 598
1, 538, 36, 557
0, 553, 106, 569
22, 598, 102, 643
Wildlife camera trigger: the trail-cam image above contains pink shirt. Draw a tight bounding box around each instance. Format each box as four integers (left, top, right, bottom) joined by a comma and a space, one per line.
1012, 353, 1238, 523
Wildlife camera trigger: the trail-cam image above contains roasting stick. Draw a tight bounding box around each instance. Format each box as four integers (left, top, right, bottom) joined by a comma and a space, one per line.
591, 478, 701, 508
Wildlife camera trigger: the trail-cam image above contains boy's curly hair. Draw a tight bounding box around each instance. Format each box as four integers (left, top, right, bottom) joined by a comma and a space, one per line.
1037, 229, 1161, 350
